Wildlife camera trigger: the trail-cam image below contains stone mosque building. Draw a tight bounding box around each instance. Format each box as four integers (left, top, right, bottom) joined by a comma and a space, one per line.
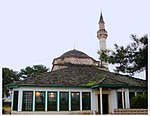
8, 13, 147, 115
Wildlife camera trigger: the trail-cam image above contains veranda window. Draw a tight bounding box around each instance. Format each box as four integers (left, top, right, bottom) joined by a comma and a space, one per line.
82, 92, 91, 110
60, 92, 69, 111
117, 92, 125, 108
13, 91, 18, 111
22, 91, 33, 111
47, 92, 57, 111
71, 92, 80, 111
35, 91, 45, 111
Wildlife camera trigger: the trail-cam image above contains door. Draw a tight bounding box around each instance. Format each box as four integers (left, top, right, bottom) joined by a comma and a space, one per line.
103, 94, 109, 114
98, 94, 109, 114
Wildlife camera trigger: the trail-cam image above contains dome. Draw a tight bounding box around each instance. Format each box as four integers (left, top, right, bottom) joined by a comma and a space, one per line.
60, 49, 90, 58
52, 49, 99, 71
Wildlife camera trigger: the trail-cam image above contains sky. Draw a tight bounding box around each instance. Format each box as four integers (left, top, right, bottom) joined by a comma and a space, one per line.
0, 0, 149, 80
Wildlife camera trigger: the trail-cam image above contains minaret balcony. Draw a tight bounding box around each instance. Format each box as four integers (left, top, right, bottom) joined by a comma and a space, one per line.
97, 30, 108, 39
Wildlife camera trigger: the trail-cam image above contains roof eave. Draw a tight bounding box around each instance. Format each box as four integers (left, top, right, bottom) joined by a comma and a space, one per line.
91, 83, 146, 89
7, 84, 92, 89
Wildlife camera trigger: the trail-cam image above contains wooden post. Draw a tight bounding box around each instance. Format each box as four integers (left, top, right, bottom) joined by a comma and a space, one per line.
57, 91, 60, 111
45, 91, 47, 111
122, 90, 125, 109
80, 91, 82, 111
33, 91, 35, 111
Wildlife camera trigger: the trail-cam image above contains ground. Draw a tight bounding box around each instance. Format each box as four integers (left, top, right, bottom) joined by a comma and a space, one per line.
3, 105, 11, 114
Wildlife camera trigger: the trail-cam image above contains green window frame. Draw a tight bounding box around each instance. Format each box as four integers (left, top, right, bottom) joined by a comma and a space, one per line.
82, 92, 91, 110
47, 91, 57, 111
71, 92, 80, 111
22, 91, 33, 111
60, 92, 69, 111
35, 91, 45, 111
13, 91, 19, 111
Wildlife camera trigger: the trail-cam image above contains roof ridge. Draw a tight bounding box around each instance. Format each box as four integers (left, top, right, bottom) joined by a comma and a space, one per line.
98, 77, 128, 84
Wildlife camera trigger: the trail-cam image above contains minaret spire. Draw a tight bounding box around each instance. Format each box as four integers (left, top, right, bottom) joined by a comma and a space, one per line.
97, 12, 108, 69
99, 11, 104, 24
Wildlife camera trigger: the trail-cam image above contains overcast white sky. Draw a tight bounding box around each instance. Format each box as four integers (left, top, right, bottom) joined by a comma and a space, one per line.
0, 0, 149, 80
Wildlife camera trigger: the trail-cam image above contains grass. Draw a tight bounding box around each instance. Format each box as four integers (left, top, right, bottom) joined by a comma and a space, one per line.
3, 105, 11, 114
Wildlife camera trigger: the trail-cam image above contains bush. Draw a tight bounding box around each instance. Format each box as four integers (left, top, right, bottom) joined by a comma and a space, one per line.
131, 93, 148, 108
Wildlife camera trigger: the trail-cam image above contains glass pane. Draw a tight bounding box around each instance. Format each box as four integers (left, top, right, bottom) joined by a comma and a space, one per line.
47, 92, 57, 111
35, 91, 45, 111
60, 92, 69, 111
129, 92, 135, 108
22, 91, 33, 111
117, 92, 122, 108
13, 91, 18, 111
71, 92, 80, 111
82, 92, 91, 110
117, 92, 126, 108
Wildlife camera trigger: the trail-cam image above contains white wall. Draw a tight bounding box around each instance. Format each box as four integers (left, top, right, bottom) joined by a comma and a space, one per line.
91, 90, 97, 111
111, 90, 117, 114
18, 90, 22, 111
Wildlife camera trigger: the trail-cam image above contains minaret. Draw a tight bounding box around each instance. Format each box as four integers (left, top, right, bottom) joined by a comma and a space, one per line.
97, 12, 108, 69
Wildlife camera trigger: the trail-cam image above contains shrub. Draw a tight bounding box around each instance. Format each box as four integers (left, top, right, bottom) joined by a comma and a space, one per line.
131, 93, 148, 108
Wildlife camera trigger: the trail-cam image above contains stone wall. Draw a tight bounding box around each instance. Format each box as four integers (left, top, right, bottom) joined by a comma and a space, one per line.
114, 109, 148, 115
54, 57, 97, 66
11, 110, 96, 115
52, 56, 99, 71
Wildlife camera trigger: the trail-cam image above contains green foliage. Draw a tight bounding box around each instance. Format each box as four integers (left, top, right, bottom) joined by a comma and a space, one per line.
2, 64, 49, 98
98, 35, 148, 79
86, 81, 97, 86
131, 93, 148, 108
2, 68, 20, 97
19, 64, 49, 79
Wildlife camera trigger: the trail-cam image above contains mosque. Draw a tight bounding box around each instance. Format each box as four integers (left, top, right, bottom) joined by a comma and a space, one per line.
8, 13, 146, 115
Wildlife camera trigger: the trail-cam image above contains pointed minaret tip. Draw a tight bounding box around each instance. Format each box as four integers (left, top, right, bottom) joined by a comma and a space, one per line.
99, 11, 104, 24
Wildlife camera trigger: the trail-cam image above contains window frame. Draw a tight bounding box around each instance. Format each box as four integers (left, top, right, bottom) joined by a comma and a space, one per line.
22, 91, 33, 111
35, 91, 46, 111
47, 91, 57, 111
82, 92, 91, 110
59, 92, 69, 111
117, 92, 126, 109
71, 92, 80, 111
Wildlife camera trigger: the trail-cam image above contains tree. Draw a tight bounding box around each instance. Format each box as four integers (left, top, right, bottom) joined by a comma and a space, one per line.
2, 68, 20, 98
19, 64, 49, 79
2, 65, 49, 97
98, 35, 148, 82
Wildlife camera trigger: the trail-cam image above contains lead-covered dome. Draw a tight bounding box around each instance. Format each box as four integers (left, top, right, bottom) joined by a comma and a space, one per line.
60, 49, 90, 58
51, 49, 99, 71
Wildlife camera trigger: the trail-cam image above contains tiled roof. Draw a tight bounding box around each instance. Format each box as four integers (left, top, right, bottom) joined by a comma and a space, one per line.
9, 65, 146, 88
